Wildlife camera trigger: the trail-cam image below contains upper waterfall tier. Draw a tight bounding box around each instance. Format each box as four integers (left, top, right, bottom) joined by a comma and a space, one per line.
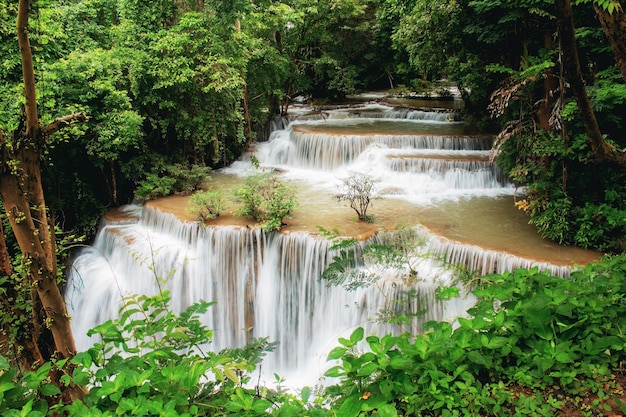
244, 107, 515, 202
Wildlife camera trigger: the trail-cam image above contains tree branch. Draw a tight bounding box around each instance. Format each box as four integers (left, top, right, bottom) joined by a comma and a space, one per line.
17, 0, 38, 137
41, 112, 88, 137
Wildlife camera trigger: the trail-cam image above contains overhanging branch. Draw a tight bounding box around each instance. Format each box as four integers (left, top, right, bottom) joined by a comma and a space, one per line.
41, 112, 87, 137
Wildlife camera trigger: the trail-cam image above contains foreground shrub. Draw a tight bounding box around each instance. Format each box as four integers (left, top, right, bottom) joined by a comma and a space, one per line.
324, 255, 626, 416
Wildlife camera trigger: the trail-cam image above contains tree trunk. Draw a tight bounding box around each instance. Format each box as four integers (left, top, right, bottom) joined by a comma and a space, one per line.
235, 18, 253, 140
0, 218, 48, 373
594, 1, 626, 83
537, 30, 559, 130
554, 0, 626, 168
0, 0, 86, 402
110, 159, 118, 206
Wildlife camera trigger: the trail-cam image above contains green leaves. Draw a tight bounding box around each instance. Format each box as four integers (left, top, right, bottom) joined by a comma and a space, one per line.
234, 172, 297, 232
58, 291, 309, 416
324, 255, 626, 416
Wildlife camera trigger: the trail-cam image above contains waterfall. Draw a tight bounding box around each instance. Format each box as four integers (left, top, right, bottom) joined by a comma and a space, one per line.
66, 208, 571, 387
67, 206, 478, 386
68, 103, 586, 388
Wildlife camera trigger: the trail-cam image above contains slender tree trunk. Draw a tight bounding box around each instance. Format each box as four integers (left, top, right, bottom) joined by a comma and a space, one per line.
0, 0, 86, 402
537, 30, 559, 130
235, 18, 253, 140
243, 85, 252, 139
0, 218, 48, 374
554, 0, 626, 168
594, 1, 626, 83
110, 160, 118, 206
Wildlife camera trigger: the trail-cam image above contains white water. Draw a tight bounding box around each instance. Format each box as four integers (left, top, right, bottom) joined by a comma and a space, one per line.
67, 103, 577, 388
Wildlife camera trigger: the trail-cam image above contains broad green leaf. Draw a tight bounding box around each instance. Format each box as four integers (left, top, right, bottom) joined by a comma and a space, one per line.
350, 327, 365, 344
327, 347, 347, 361
337, 394, 364, 417
40, 383, 61, 397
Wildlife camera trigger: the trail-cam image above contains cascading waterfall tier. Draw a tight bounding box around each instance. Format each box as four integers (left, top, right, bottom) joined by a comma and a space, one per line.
67, 205, 572, 387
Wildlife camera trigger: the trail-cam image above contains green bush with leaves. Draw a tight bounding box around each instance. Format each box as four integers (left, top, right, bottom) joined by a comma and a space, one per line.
0, 355, 58, 417
1, 290, 328, 417
3, 254, 626, 416
189, 189, 225, 222
135, 164, 212, 201
234, 173, 297, 232
323, 255, 626, 417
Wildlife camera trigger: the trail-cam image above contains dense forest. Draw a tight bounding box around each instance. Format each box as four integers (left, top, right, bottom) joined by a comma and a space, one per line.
1, 0, 626, 415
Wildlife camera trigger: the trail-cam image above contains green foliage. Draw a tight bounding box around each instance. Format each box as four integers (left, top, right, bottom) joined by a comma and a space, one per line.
3, 252, 626, 416
188, 189, 225, 221
321, 226, 429, 289
497, 126, 626, 252
335, 172, 378, 223
574, 0, 623, 14
135, 164, 212, 200
324, 255, 626, 416
528, 196, 574, 245
321, 226, 435, 332
234, 173, 297, 232
134, 174, 177, 201
2, 290, 329, 417
59, 292, 247, 415
0, 356, 58, 417
574, 202, 626, 252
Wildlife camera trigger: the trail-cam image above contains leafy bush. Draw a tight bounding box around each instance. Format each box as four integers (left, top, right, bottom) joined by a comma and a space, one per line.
527, 196, 573, 245
1, 291, 329, 417
135, 164, 212, 200
335, 172, 378, 223
134, 173, 177, 200
234, 173, 297, 232
0, 355, 58, 417
60, 291, 326, 416
188, 189, 225, 221
574, 203, 626, 252
3, 255, 626, 416
323, 255, 626, 416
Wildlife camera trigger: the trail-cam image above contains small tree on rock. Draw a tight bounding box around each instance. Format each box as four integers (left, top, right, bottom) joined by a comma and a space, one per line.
335, 172, 378, 223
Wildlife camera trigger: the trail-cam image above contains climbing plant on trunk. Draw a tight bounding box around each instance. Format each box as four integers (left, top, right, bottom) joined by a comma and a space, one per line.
0, 0, 86, 403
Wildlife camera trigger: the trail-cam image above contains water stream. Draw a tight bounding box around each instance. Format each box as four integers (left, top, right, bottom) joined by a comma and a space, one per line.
66, 102, 600, 388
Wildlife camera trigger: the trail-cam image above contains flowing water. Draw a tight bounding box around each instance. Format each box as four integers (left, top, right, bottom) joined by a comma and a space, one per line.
66, 101, 600, 388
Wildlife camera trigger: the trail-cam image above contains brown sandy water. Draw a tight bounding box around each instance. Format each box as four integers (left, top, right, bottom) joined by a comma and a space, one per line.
148, 173, 601, 268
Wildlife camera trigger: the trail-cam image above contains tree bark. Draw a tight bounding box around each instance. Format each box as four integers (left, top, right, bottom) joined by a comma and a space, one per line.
594, 1, 626, 83
0, 0, 85, 402
554, 0, 626, 168
0, 218, 46, 373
